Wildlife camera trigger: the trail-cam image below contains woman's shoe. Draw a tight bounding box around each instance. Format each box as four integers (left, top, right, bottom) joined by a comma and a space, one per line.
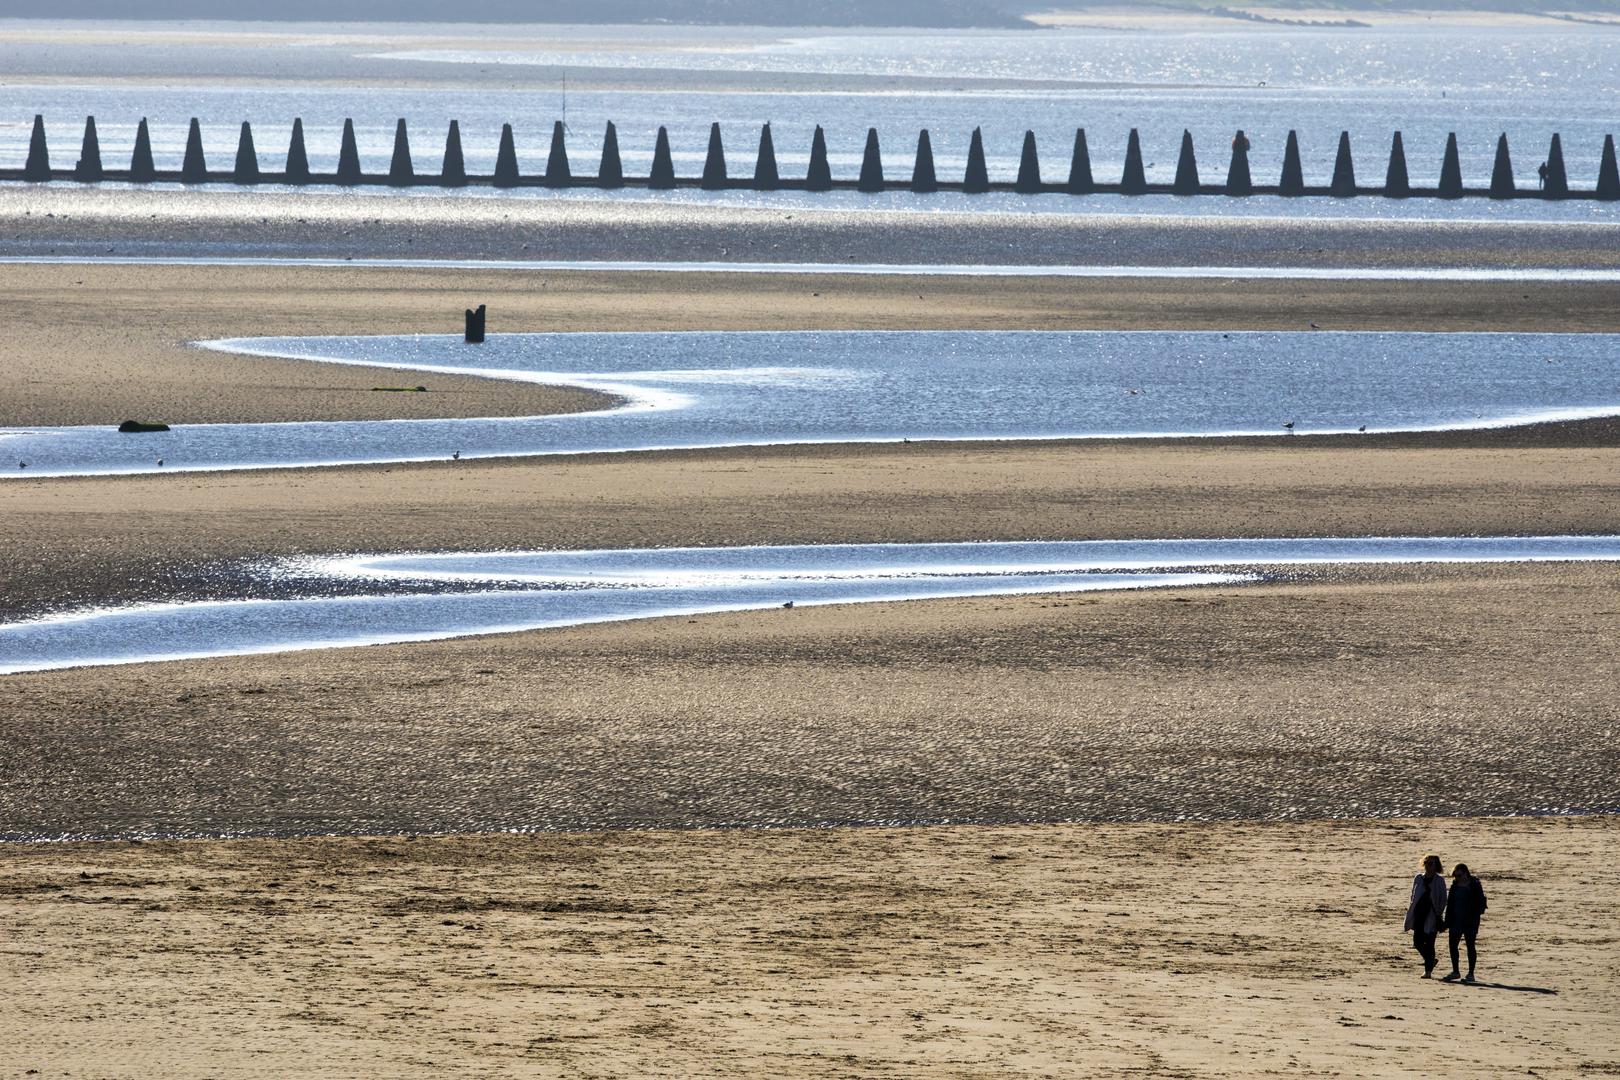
1441, 971, 1461, 982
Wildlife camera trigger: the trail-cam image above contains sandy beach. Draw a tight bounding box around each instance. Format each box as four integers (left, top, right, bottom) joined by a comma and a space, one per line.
5, 818, 1617, 1078
3, 258, 1619, 1076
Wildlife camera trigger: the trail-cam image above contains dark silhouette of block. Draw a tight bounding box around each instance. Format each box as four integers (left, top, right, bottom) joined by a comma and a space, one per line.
1384, 131, 1409, 198
545, 120, 570, 186
440, 120, 467, 187
1598, 135, 1620, 201
130, 118, 155, 183
1438, 133, 1463, 199
1121, 128, 1146, 195
806, 126, 832, 191
753, 123, 778, 190
182, 118, 208, 183
1279, 130, 1304, 196
285, 118, 310, 185
465, 303, 486, 344
858, 128, 884, 192
598, 121, 624, 188
234, 121, 259, 184
1015, 130, 1041, 193
337, 118, 363, 185
964, 127, 989, 193
911, 129, 937, 193
1489, 133, 1514, 198
1543, 133, 1568, 198
649, 126, 675, 189
1066, 128, 1093, 194
1173, 129, 1199, 194
24, 115, 50, 181
74, 116, 102, 183
1330, 131, 1356, 196
388, 119, 413, 185
1225, 130, 1252, 196
495, 123, 521, 187
117, 420, 170, 433
701, 122, 727, 189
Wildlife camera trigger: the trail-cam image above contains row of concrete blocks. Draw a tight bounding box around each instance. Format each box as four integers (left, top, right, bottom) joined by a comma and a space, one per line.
7, 114, 1620, 199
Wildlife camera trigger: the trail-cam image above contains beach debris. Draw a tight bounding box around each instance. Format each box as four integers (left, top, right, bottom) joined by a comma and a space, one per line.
117, 420, 170, 433
465, 303, 486, 344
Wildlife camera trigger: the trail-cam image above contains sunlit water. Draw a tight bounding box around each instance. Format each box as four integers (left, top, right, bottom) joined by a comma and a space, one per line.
4, 330, 1618, 478
5, 535, 1619, 675
3, 24, 1619, 215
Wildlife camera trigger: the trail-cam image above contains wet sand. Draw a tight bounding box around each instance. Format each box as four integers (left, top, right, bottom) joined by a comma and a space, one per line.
4, 817, 1616, 1078
6, 187, 1620, 268
3, 260, 1619, 1077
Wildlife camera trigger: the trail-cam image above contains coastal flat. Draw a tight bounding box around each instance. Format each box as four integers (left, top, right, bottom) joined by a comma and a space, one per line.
3, 817, 1615, 1079
4, 561, 1616, 836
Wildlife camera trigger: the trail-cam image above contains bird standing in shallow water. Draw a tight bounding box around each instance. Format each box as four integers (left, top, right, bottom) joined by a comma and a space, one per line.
452, 451, 461, 461
1283, 421, 1295, 434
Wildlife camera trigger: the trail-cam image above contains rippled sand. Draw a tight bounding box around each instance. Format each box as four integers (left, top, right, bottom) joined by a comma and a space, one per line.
4, 816, 1616, 1078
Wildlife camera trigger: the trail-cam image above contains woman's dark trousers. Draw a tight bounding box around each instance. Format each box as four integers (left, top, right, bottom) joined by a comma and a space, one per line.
1413, 929, 1438, 972
1449, 927, 1478, 976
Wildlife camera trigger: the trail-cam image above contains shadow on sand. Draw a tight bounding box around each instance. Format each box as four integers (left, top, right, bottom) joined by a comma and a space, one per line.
1459, 980, 1558, 995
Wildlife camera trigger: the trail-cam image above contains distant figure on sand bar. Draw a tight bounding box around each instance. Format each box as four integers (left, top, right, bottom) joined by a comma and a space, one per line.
1405, 854, 1448, 978
1442, 863, 1488, 983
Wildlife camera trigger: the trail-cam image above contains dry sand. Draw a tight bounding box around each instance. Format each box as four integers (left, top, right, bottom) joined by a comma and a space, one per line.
3, 817, 1616, 1079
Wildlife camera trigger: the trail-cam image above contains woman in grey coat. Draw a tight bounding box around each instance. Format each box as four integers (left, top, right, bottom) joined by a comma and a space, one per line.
1404, 854, 1449, 978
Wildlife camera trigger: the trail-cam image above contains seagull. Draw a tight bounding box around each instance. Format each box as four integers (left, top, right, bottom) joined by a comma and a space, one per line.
156, 457, 164, 467
17, 461, 26, 469
451, 451, 461, 461
782, 601, 794, 609
1358, 425, 1366, 433
1309, 322, 1321, 329
1283, 421, 1296, 434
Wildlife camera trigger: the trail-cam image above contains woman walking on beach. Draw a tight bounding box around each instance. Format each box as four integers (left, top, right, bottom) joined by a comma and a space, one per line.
1404, 854, 1448, 978
1442, 863, 1488, 983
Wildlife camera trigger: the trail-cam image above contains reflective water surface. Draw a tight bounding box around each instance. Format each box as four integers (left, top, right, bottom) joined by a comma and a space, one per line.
4, 535, 1618, 675
5, 330, 1619, 477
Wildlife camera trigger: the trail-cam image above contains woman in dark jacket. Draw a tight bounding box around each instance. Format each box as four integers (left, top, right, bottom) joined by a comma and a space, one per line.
1443, 863, 1488, 983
